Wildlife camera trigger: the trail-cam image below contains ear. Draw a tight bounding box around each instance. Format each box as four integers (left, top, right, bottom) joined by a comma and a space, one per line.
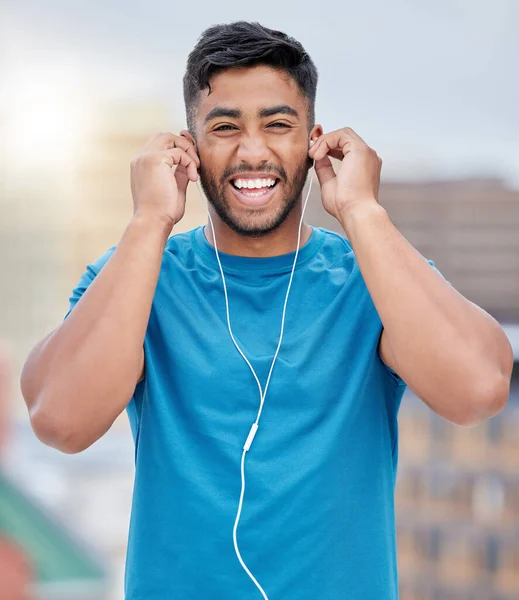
180, 129, 197, 148
309, 123, 324, 146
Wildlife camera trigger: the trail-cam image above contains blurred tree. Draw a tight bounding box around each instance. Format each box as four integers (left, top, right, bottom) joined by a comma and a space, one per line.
0, 345, 34, 600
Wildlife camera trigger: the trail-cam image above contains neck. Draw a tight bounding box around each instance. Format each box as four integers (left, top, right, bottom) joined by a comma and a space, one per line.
204, 207, 313, 258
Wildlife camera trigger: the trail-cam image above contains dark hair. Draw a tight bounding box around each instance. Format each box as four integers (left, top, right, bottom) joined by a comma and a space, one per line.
183, 21, 318, 137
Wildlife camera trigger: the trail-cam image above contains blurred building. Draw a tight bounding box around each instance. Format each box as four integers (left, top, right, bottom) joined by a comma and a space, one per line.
395, 355, 519, 600
383, 179, 519, 324
308, 174, 519, 323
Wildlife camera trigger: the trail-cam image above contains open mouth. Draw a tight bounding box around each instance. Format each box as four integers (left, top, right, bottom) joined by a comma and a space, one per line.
229, 177, 281, 207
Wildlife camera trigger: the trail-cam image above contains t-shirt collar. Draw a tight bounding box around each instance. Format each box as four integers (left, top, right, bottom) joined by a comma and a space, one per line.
192, 224, 324, 274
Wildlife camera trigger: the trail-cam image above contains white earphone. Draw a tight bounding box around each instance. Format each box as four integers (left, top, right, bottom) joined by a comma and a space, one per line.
194, 142, 317, 600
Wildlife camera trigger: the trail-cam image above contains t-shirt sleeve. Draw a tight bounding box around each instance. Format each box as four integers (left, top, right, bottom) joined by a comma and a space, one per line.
426, 258, 451, 286
63, 247, 116, 320
381, 257, 451, 386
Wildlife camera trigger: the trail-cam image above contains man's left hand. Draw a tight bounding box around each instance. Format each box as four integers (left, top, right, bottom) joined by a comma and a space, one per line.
308, 127, 382, 224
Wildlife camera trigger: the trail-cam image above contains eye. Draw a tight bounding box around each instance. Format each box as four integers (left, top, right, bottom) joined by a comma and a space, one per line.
268, 122, 290, 128
213, 124, 237, 131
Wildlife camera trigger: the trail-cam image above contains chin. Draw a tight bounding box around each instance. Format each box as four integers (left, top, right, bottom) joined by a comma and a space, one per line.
218, 196, 297, 238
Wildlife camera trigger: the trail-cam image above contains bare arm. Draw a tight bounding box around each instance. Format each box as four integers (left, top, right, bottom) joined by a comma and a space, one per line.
21, 215, 169, 453
346, 204, 513, 427
20, 132, 200, 453
309, 126, 513, 428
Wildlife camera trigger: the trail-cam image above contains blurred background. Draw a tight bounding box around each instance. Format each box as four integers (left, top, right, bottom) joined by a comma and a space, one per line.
0, 1, 518, 599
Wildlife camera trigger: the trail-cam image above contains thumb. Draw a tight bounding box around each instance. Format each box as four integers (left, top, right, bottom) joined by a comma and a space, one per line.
174, 163, 190, 195
314, 154, 335, 187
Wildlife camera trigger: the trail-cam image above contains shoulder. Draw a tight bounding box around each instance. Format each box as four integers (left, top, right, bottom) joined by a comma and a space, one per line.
312, 226, 355, 270
164, 227, 199, 260
92, 227, 199, 274
316, 226, 351, 246
315, 226, 353, 253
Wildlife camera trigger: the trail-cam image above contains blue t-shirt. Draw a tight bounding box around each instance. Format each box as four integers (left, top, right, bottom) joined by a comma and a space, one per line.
65, 224, 443, 599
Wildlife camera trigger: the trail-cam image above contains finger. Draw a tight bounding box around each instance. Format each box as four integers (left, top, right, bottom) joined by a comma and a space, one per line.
174, 163, 190, 192
341, 127, 366, 144
314, 155, 336, 187
310, 133, 352, 161
163, 134, 201, 168
159, 149, 198, 183
179, 130, 200, 157
187, 160, 198, 182
174, 161, 198, 183
145, 133, 200, 168
308, 130, 347, 159
159, 133, 200, 167
159, 148, 198, 179
321, 146, 346, 161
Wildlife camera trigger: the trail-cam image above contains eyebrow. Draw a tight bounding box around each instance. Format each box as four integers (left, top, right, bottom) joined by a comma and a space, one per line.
203, 104, 299, 125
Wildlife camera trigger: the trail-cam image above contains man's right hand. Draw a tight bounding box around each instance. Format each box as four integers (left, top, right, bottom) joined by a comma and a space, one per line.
130, 132, 200, 230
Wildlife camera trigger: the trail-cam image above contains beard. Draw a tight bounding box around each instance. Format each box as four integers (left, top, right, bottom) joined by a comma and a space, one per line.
198, 154, 312, 238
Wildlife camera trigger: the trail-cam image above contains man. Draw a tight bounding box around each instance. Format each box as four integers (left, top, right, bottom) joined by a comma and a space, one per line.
21, 21, 513, 600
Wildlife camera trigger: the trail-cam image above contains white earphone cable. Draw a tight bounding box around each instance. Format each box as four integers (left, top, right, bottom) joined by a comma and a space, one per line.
194, 158, 316, 600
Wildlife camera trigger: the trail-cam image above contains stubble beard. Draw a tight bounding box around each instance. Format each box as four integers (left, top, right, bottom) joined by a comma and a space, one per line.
198, 156, 312, 238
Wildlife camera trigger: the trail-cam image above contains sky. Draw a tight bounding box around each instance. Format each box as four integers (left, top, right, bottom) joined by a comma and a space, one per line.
1, 0, 518, 185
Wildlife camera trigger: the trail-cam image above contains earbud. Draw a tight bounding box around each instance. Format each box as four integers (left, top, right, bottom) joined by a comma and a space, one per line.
309, 139, 316, 145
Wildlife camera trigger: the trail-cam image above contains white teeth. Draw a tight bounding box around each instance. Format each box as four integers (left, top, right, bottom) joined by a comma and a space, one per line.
233, 178, 277, 189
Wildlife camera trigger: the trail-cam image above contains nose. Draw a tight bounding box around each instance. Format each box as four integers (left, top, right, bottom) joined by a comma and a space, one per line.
236, 133, 271, 164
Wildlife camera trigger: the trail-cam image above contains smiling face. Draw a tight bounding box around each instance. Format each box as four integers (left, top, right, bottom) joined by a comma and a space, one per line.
190, 65, 322, 238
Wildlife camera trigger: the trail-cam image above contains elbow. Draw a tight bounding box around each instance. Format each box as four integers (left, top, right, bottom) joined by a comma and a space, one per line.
455, 373, 511, 428
29, 397, 93, 454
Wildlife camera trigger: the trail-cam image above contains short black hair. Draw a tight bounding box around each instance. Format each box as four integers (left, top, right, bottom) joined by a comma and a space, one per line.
183, 21, 318, 137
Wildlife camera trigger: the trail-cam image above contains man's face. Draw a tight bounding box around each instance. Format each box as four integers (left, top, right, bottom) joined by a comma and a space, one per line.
192, 65, 321, 237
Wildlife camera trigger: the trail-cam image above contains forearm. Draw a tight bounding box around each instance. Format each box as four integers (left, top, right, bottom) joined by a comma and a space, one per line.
339, 203, 513, 421
21, 214, 171, 452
